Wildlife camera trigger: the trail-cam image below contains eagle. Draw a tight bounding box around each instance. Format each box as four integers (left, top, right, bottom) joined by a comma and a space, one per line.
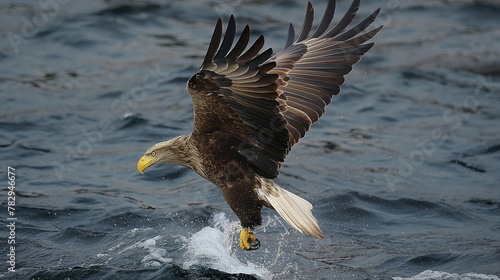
138, 0, 382, 250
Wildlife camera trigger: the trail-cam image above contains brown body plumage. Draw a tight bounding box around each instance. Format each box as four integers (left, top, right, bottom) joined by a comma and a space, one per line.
138, 0, 382, 250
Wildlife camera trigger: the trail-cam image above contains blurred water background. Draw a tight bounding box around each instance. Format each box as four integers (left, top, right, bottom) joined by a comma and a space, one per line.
0, 0, 499, 279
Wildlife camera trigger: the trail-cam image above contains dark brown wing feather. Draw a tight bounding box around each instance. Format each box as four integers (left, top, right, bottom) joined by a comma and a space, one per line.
271, 0, 382, 145
188, 0, 382, 178
189, 15, 289, 179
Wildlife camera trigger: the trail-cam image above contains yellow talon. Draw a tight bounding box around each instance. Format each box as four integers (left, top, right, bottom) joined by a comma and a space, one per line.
239, 228, 260, 250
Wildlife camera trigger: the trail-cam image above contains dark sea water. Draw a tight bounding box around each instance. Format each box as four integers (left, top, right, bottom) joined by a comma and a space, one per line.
1, 0, 499, 279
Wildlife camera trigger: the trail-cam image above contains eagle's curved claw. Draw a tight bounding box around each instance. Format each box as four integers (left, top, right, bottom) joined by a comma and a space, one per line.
239, 228, 260, 250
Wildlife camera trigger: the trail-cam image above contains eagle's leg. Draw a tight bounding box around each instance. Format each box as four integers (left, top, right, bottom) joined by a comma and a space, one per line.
239, 227, 260, 250
219, 176, 263, 250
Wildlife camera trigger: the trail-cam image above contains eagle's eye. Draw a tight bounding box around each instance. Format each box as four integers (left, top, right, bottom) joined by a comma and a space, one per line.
151, 151, 156, 156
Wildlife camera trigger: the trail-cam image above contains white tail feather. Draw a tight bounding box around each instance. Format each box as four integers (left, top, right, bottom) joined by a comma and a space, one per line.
257, 179, 324, 239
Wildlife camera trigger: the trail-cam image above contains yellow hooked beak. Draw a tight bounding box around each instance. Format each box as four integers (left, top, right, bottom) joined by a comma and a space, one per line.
137, 155, 156, 174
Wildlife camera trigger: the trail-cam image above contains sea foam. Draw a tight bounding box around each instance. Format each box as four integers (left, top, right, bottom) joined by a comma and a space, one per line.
394, 270, 500, 280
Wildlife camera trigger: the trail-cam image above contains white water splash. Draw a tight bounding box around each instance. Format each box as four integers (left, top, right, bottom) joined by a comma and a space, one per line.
125, 235, 173, 267
394, 270, 500, 280
182, 212, 272, 279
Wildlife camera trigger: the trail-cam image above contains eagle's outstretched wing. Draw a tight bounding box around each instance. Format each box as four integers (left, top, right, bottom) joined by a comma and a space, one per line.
272, 0, 382, 145
188, 0, 381, 179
